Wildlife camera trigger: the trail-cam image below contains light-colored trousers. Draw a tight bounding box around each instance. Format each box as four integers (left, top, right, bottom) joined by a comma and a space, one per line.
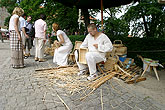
21, 31, 26, 46
75, 50, 104, 75
35, 38, 45, 59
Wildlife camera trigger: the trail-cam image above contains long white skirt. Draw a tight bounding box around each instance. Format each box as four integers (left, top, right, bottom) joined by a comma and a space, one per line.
53, 44, 73, 66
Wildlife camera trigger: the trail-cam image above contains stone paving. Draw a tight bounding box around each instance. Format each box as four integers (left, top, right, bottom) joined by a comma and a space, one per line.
0, 40, 165, 110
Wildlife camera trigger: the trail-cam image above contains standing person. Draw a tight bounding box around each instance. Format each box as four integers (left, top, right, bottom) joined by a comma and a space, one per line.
24, 16, 33, 58
0, 26, 4, 43
19, 13, 29, 57
9, 7, 25, 69
52, 23, 73, 66
75, 23, 113, 80
34, 14, 47, 62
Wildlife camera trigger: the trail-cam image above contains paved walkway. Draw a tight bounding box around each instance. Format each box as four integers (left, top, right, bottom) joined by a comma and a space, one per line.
0, 40, 164, 110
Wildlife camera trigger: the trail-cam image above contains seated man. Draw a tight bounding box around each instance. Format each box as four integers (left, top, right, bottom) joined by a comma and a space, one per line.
75, 23, 113, 80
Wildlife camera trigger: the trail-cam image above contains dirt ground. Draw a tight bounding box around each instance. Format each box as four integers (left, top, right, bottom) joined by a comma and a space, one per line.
116, 69, 165, 106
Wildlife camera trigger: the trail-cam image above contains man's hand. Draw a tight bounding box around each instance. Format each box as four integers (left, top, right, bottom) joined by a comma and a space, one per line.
43, 39, 46, 43
93, 44, 98, 48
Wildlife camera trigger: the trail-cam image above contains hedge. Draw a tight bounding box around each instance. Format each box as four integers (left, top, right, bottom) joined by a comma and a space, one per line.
50, 35, 165, 69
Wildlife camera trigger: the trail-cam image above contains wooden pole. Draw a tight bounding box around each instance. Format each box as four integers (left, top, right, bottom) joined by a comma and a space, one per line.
101, 0, 104, 30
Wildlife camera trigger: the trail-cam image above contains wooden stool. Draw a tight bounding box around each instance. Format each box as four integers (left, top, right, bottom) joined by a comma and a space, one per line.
141, 61, 159, 81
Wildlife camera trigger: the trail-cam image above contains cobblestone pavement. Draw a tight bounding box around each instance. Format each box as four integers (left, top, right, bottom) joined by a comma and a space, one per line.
0, 40, 165, 110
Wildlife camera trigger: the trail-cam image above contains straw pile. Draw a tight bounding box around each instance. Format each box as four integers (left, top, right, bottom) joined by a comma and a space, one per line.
34, 66, 116, 95
34, 66, 91, 94
44, 40, 60, 56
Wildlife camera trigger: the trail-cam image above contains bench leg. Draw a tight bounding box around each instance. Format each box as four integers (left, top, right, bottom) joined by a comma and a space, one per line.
141, 64, 149, 76
153, 67, 160, 81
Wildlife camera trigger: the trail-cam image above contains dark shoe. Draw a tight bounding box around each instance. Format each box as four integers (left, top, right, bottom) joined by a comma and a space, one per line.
35, 57, 39, 61
20, 65, 26, 68
24, 53, 29, 59
12, 66, 20, 69
27, 53, 31, 57
24, 56, 28, 59
39, 58, 46, 62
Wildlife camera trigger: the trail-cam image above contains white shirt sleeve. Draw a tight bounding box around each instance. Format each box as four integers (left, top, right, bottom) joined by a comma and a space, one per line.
57, 30, 64, 36
80, 35, 89, 48
98, 35, 113, 53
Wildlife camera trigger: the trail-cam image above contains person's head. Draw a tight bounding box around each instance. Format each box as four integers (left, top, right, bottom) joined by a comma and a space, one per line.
40, 14, 46, 20
87, 23, 98, 36
52, 23, 60, 32
12, 7, 24, 16
27, 16, 32, 22
0, 26, 1, 29
22, 13, 27, 19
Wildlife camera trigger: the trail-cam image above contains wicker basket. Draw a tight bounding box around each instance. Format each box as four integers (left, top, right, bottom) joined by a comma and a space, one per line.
104, 55, 119, 71
112, 40, 127, 55
114, 47, 127, 55
68, 53, 75, 62
113, 40, 124, 47
54, 40, 60, 48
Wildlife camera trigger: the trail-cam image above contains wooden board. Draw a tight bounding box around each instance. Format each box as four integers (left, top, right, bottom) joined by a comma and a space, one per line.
74, 41, 82, 50
79, 48, 88, 64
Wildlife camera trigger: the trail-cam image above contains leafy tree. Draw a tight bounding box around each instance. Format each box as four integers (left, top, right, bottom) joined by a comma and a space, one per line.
123, 0, 165, 38
98, 7, 130, 38
19, 0, 79, 34
1, 0, 79, 34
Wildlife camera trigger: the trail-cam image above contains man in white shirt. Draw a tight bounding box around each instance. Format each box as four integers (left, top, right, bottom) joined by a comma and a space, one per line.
19, 13, 29, 56
34, 14, 47, 62
75, 23, 113, 80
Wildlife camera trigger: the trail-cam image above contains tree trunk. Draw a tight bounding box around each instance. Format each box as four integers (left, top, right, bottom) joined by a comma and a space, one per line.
142, 15, 149, 38
81, 8, 90, 35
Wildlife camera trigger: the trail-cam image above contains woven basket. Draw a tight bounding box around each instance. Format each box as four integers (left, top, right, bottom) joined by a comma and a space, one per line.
113, 40, 124, 47
112, 40, 127, 55
114, 47, 127, 55
104, 55, 119, 71
68, 53, 75, 62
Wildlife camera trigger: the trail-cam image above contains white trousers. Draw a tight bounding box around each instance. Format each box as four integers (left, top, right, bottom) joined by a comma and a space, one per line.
35, 38, 45, 59
75, 50, 104, 75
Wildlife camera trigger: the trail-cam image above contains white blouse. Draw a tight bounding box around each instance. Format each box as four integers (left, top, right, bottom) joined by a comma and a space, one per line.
57, 30, 72, 46
9, 14, 20, 31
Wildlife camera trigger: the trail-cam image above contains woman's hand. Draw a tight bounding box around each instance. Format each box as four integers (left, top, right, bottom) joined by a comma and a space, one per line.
18, 34, 22, 41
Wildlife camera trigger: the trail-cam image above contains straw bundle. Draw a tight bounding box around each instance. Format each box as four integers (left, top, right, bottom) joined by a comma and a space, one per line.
44, 40, 61, 56
34, 66, 91, 94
